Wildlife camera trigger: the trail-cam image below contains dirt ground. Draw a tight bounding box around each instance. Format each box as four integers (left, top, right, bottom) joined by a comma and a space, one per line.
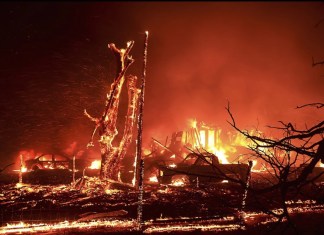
1, 171, 324, 234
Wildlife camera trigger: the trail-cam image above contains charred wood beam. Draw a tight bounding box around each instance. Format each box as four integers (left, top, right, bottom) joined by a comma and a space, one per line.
134, 31, 149, 189
152, 137, 174, 153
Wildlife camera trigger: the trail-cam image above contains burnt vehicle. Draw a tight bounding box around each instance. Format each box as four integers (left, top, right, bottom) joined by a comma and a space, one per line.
146, 120, 250, 185
157, 152, 250, 185
25, 154, 88, 171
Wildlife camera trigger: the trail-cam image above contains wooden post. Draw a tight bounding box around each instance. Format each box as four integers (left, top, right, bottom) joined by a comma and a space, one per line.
135, 31, 149, 231
72, 155, 76, 184
137, 159, 145, 230
19, 154, 23, 184
134, 31, 149, 189
239, 160, 253, 225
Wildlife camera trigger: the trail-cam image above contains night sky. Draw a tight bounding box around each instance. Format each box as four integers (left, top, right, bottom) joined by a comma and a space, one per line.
0, 2, 323, 167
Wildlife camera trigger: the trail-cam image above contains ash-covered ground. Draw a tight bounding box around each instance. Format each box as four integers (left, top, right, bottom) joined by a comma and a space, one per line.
1, 171, 324, 234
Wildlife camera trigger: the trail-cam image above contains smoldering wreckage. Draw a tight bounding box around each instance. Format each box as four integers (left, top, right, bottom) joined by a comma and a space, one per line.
1, 33, 324, 234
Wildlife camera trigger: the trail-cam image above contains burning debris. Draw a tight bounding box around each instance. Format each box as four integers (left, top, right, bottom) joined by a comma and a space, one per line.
144, 119, 253, 187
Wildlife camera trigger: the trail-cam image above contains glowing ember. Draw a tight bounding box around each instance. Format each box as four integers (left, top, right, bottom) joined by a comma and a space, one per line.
44, 165, 54, 169
149, 176, 158, 183
0, 219, 136, 234
320, 162, 324, 168
171, 180, 185, 187
221, 180, 229, 183
15, 183, 31, 189
143, 148, 151, 156
14, 167, 27, 173
168, 163, 177, 168
105, 189, 121, 194
89, 160, 101, 169
170, 175, 188, 187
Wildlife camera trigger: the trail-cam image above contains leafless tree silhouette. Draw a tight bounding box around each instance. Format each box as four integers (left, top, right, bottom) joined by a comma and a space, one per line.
226, 102, 324, 232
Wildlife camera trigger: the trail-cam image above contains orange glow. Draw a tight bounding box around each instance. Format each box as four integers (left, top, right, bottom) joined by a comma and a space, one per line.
251, 160, 258, 172
180, 120, 256, 164
143, 148, 151, 156
170, 175, 188, 187
0, 219, 135, 234
207, 130, 215, 148
214, 148, 229, 164
171, 180, 185, 187
149, 176, 158, 183
89, 160, 101, 169
199, 130, 206, 147
168, 163, 177, 168
189, 119, 197, 129
21, 166, 27, 173
44, 165, 54, 169
105, 189, 121, 194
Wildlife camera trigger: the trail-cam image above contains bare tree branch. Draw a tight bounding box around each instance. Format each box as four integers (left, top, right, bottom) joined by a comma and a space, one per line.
314, 18, 324, 28
225, 101, 324, 226
296, 102, 324, 109
312, 57, 324, 67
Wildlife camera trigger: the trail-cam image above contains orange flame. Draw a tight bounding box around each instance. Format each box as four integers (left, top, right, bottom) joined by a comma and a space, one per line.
21, 166, 27, 173
149, 176, 158, 183
185, 120, 254, 164
251, 160, 258, 172
89, 160, 101, 169
171, 180, 185, 187
168, 163, 177, 168
170, 175, 188, 187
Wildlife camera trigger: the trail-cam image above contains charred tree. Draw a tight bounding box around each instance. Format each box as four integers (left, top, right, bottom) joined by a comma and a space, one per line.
226, 102, 324, 228
85, 41, 139, 180
107, 75, 140, 180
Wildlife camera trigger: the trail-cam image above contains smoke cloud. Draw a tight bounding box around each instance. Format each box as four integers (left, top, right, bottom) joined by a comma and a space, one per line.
0, 2, 323, 166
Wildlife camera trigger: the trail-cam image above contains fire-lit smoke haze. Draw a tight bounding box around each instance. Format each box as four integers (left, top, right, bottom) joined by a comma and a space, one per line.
0, 2, 323, 166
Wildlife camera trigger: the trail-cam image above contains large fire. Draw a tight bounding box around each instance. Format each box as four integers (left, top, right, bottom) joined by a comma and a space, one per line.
187, 119, 252, 164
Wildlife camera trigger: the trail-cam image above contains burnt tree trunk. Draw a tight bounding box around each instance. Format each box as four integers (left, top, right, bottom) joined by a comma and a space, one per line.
85, 41, 137, 180
107, 75, 140, 180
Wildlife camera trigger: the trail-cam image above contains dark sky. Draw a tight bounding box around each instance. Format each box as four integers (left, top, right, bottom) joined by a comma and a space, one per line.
0, 2, 324, 166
